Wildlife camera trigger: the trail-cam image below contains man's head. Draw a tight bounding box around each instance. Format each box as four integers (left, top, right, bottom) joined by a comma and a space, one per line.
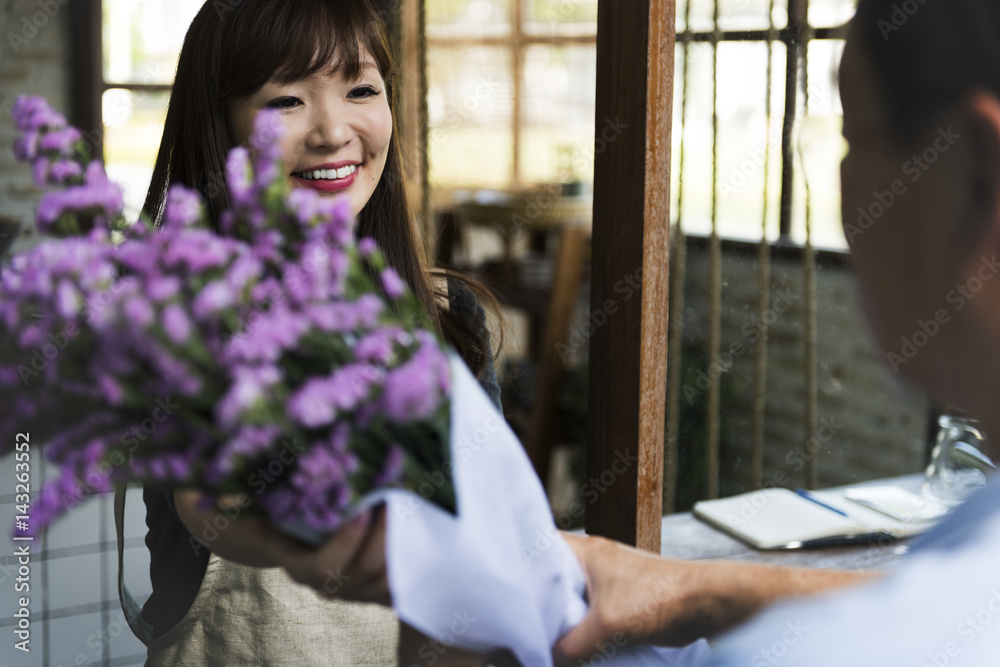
843, 0, 1000, 432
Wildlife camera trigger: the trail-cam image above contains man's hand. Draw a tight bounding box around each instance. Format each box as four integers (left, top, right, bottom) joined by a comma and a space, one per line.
554, 533, 701, 664
554, 532, 877, 665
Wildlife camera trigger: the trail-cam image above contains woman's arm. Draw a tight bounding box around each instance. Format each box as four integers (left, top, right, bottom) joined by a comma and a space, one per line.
554, 532, 878, 662
173, 489, 391, 603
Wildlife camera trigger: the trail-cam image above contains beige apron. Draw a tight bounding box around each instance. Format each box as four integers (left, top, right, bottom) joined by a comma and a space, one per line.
144, 553, 399, 666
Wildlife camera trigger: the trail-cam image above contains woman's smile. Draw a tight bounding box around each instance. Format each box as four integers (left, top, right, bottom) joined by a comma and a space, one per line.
291, 161, 360, 193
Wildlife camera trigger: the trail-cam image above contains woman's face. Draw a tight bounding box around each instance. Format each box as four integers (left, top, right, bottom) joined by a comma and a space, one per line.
228, 49, 393, 219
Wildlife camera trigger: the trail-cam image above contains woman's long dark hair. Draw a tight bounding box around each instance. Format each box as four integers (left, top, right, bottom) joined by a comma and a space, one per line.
143, 0, 499, 378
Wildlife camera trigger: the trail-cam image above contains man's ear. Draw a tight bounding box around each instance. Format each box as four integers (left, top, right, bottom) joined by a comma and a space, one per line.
957, 91, 1000, 277
965, 92, 1000, 229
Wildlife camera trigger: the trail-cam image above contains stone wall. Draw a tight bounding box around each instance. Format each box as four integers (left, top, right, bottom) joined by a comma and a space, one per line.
675, 237, 930, 501
1, 0, 72, 250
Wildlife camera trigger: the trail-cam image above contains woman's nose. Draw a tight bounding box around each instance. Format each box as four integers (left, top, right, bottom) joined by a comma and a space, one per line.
305, 106, 353, 150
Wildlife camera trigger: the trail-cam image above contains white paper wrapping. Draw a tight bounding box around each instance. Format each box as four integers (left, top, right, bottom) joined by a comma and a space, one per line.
383, 355, 710, 666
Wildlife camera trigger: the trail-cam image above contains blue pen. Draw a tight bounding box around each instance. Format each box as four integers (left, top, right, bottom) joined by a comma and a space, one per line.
795, 488, 849, 517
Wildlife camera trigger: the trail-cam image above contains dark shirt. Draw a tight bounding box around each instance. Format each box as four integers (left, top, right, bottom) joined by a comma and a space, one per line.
140, 277, 501, 639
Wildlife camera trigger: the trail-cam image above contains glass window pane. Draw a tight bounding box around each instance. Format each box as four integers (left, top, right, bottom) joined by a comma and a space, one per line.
809, 0, 855, 28
520, 45, 596, 185
428, 46, 514, 188
714, 42, 786, 242
673, 42, 787, 241
677, 0, 723, 33
103, 89, 170, 221
523, 0, 597, 37
790, 40, 846, 249
103, 0, 203, 84
427, 0, 513, 38
718, 0, 788, 31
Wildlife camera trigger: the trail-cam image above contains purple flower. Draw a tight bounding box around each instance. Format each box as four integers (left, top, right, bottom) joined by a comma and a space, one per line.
49, 160, 83, 184
305, 300, 383, 333
192, 280, 235, 319
250, 109, 285, 154
161, 303, 192, 344
98, 373, 125, 405
355, 326, 408, 364
381, 268, 406, 299
223, 302, 308, 363
286, 363, 382, 428
32, 157, 50, 188
286, 188, 322, 228
39, 127, 82, 157
381, 338, 449, 422
163, 185, 203, 229
13, 131, 39, 161
55, 279, 82, 318
374, 444, 407, 486
216, 365, 281, 427
35, 161, 124, 232
225, 255, 262, 294
358, 237, 377, 257
162, 229, 237, 272
145, 275, 181, 302
12, 95, 66, 132
226, 146, 253, 206
124, 295, 154, 328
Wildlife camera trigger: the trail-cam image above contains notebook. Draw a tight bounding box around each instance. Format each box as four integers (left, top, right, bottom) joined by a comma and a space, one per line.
692, 486, 947, 550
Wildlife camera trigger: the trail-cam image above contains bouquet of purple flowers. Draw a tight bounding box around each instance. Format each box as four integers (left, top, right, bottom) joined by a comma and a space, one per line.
1, 95, 455, 540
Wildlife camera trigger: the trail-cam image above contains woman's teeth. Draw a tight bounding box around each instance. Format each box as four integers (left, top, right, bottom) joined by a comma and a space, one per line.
295, 165, 358, 180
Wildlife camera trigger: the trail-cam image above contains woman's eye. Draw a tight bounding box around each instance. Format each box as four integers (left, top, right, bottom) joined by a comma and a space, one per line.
265, 96, 302, 110
348, 85, 381, 99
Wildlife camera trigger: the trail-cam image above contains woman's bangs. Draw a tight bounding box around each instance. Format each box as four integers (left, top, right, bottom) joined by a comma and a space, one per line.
272, 1, 367, 84
226, 0, 388, 95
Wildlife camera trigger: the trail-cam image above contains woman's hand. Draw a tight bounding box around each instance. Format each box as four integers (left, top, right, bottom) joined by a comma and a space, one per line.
173, 489, 391, 605
278, 504, 391, 605
554, 532, 878, 665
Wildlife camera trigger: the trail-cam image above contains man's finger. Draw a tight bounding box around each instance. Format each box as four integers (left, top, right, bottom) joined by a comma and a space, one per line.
553, 612, 607, 664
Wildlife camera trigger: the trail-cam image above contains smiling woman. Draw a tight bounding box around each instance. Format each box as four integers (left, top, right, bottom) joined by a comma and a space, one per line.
132, 1, 502, 665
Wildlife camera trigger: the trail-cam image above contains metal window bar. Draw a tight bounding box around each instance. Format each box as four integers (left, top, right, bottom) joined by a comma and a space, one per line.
666, 0, 849, 509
